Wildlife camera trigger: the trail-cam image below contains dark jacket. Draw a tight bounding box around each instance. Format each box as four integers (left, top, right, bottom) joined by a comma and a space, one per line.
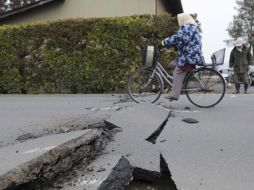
229, 45, 253, 73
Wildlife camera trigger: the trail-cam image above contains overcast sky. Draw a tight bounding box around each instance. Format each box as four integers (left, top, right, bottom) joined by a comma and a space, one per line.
181, 0, 237, 65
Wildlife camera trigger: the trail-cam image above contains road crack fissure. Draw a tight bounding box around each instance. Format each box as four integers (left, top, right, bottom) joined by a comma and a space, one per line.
146, 111, 172, 144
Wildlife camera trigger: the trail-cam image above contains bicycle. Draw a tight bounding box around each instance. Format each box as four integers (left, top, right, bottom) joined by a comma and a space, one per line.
127, 45, 226, 108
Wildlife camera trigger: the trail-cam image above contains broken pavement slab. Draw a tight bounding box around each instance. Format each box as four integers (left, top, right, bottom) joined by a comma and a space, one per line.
98, 156, 133, 190
105, 103, 170, 171
98, 154, 178, 190
74, 103, 174, 190
0, 129, 108, 190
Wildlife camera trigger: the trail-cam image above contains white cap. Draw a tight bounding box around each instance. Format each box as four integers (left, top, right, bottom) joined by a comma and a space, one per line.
235, 38, 244, 46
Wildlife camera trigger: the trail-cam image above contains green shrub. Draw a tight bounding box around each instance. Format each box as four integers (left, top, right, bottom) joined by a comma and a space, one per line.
0, 14, 178, 94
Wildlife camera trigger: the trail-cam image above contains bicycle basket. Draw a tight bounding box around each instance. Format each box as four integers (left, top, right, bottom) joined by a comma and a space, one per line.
142, 45, 156, 67
211, 48, 226, 65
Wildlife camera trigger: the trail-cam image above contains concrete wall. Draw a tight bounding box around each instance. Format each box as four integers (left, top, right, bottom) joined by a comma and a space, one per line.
2, 0, 169, 24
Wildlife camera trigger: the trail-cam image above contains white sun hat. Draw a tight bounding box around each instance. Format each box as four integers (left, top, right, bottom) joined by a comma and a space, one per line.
235, 38, 244, 46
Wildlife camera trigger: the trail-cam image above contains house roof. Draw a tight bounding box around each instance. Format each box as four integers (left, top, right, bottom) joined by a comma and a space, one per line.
0, 0, 64, 20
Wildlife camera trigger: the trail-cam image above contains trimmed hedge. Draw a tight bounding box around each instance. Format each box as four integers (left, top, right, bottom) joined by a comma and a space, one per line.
0, 15, 178, 94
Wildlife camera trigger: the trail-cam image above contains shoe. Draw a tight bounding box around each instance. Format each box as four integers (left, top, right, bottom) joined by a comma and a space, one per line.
165, 95, 178, 102
244, 91, 249, 94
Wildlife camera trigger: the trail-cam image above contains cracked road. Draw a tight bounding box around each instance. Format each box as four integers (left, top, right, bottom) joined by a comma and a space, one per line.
1, 93, 254, 189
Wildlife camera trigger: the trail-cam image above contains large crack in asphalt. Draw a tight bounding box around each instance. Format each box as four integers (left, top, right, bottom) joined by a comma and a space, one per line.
146, 111, 172, 144
159, 154, 178, 189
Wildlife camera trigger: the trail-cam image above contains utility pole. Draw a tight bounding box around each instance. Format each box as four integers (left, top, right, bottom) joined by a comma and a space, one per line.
248, 0, 254, 55
251, 27, 254, 56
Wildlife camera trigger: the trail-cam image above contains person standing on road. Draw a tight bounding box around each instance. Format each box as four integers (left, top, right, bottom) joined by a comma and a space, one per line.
229, 38, 253, 94
161, 13, 204, 101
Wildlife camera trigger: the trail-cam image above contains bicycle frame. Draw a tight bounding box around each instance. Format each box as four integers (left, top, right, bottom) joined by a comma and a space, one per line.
151, 62, 207, 92
152, 62, 173, 87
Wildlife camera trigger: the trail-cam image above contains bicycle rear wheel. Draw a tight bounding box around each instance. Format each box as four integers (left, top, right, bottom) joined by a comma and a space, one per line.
127, 68, 163, 103
185, 67, 226, 108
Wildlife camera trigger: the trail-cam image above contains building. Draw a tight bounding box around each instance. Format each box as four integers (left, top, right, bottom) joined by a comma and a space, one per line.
0, 0, 183, 25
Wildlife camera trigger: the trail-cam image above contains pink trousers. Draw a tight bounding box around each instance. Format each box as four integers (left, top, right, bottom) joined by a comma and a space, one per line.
170, 60, 194, 99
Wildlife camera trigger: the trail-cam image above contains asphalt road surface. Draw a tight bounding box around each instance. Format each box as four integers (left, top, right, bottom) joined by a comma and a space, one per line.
0, 88, 254, 189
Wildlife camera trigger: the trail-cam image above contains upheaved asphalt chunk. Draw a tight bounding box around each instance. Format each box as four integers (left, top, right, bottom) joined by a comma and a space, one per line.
98, 156, 133, 190
0, 129, 112, 190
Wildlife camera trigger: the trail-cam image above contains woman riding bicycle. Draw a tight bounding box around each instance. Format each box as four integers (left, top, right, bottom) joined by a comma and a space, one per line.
161, 13, 204, 102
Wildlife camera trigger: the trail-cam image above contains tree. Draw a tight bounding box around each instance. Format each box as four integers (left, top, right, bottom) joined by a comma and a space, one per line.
227, 0, 254, 45
0, 0, 8, 13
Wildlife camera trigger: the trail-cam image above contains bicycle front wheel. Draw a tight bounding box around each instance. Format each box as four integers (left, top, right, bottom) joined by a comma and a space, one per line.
185, 67, 226, 108
127, 68, 163, 103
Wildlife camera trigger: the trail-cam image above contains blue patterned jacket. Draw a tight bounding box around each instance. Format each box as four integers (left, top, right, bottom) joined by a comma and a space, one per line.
164, 24, 203, 67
